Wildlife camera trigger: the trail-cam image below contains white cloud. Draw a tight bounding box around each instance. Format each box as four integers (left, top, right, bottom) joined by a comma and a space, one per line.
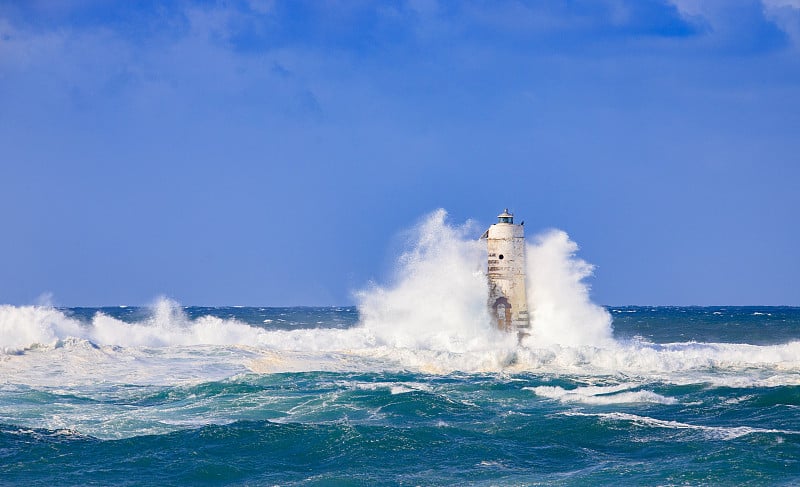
667, 0, 800, 47
0, 3, 342, 127
762, 0, 800, 46
763, 0, 800, 7
247, 0, 274, 15
668, 0, 711, 17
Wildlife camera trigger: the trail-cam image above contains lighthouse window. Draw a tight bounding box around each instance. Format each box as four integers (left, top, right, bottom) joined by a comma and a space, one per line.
498, 254, 504, 260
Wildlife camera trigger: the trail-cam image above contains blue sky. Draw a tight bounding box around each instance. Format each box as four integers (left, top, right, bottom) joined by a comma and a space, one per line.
1, 0, 798, 306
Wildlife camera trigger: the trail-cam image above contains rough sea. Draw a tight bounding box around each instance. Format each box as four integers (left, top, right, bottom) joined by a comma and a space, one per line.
2, 213, 798, 485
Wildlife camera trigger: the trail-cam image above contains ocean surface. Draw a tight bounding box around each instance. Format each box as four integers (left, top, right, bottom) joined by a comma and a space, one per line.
2, 215, 799, 485
1, 304, 799, 486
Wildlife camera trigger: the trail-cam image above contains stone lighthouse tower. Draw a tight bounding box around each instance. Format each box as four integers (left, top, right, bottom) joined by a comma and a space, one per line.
480, 209, 530, 337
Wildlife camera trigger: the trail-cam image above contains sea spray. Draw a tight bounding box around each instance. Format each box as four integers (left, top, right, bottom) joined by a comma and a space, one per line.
525, 229, 613, 347
0, 304, 86, 352
1, 230, 799, 486
0, 210, 612, 357
356, 209, 505, 352
0, 299, 264, 352
1, 210, 798, 380
356, 210, 612, 351
90, 297, 264, 347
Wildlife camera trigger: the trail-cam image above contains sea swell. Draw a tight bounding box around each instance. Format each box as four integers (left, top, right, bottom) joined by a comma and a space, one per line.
1, 211, 799, 485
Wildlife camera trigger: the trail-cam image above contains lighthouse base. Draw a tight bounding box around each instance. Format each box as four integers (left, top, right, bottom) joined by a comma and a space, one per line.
490, 295, 530, 340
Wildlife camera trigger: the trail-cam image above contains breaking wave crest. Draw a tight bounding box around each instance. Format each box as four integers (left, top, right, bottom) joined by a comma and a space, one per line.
1, 209, 799, 385
0, 298, 264, 352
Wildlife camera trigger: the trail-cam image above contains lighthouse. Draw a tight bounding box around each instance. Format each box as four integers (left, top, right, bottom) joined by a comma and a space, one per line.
480, 209, 531, 338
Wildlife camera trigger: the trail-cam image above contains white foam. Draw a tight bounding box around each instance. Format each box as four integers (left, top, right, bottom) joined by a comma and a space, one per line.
0, 210, 798, 386
0, 304, 87, 352
347, 381, 430, 395
0, 211, 614, 363
1, 306, 799, 385
527, 384, 678, 405
512, 340, 800, 386
563, 411, 800, 439
0, 298, 274, 353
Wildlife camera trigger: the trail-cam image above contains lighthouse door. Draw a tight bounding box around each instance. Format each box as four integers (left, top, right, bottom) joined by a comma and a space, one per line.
492, 297, 513, 332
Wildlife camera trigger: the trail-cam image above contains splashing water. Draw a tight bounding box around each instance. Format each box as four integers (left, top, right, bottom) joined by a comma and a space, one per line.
0, 209, 609, 357
356, 209, 504, 352
526, 229, 613, 347
0, 208, 798, 382
2, 210, 799, 485
357, 209, 613, 351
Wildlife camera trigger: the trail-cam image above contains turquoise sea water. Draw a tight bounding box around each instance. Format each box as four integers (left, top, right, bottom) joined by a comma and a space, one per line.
1, 305, 799, 485
0, 302, 800, 485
